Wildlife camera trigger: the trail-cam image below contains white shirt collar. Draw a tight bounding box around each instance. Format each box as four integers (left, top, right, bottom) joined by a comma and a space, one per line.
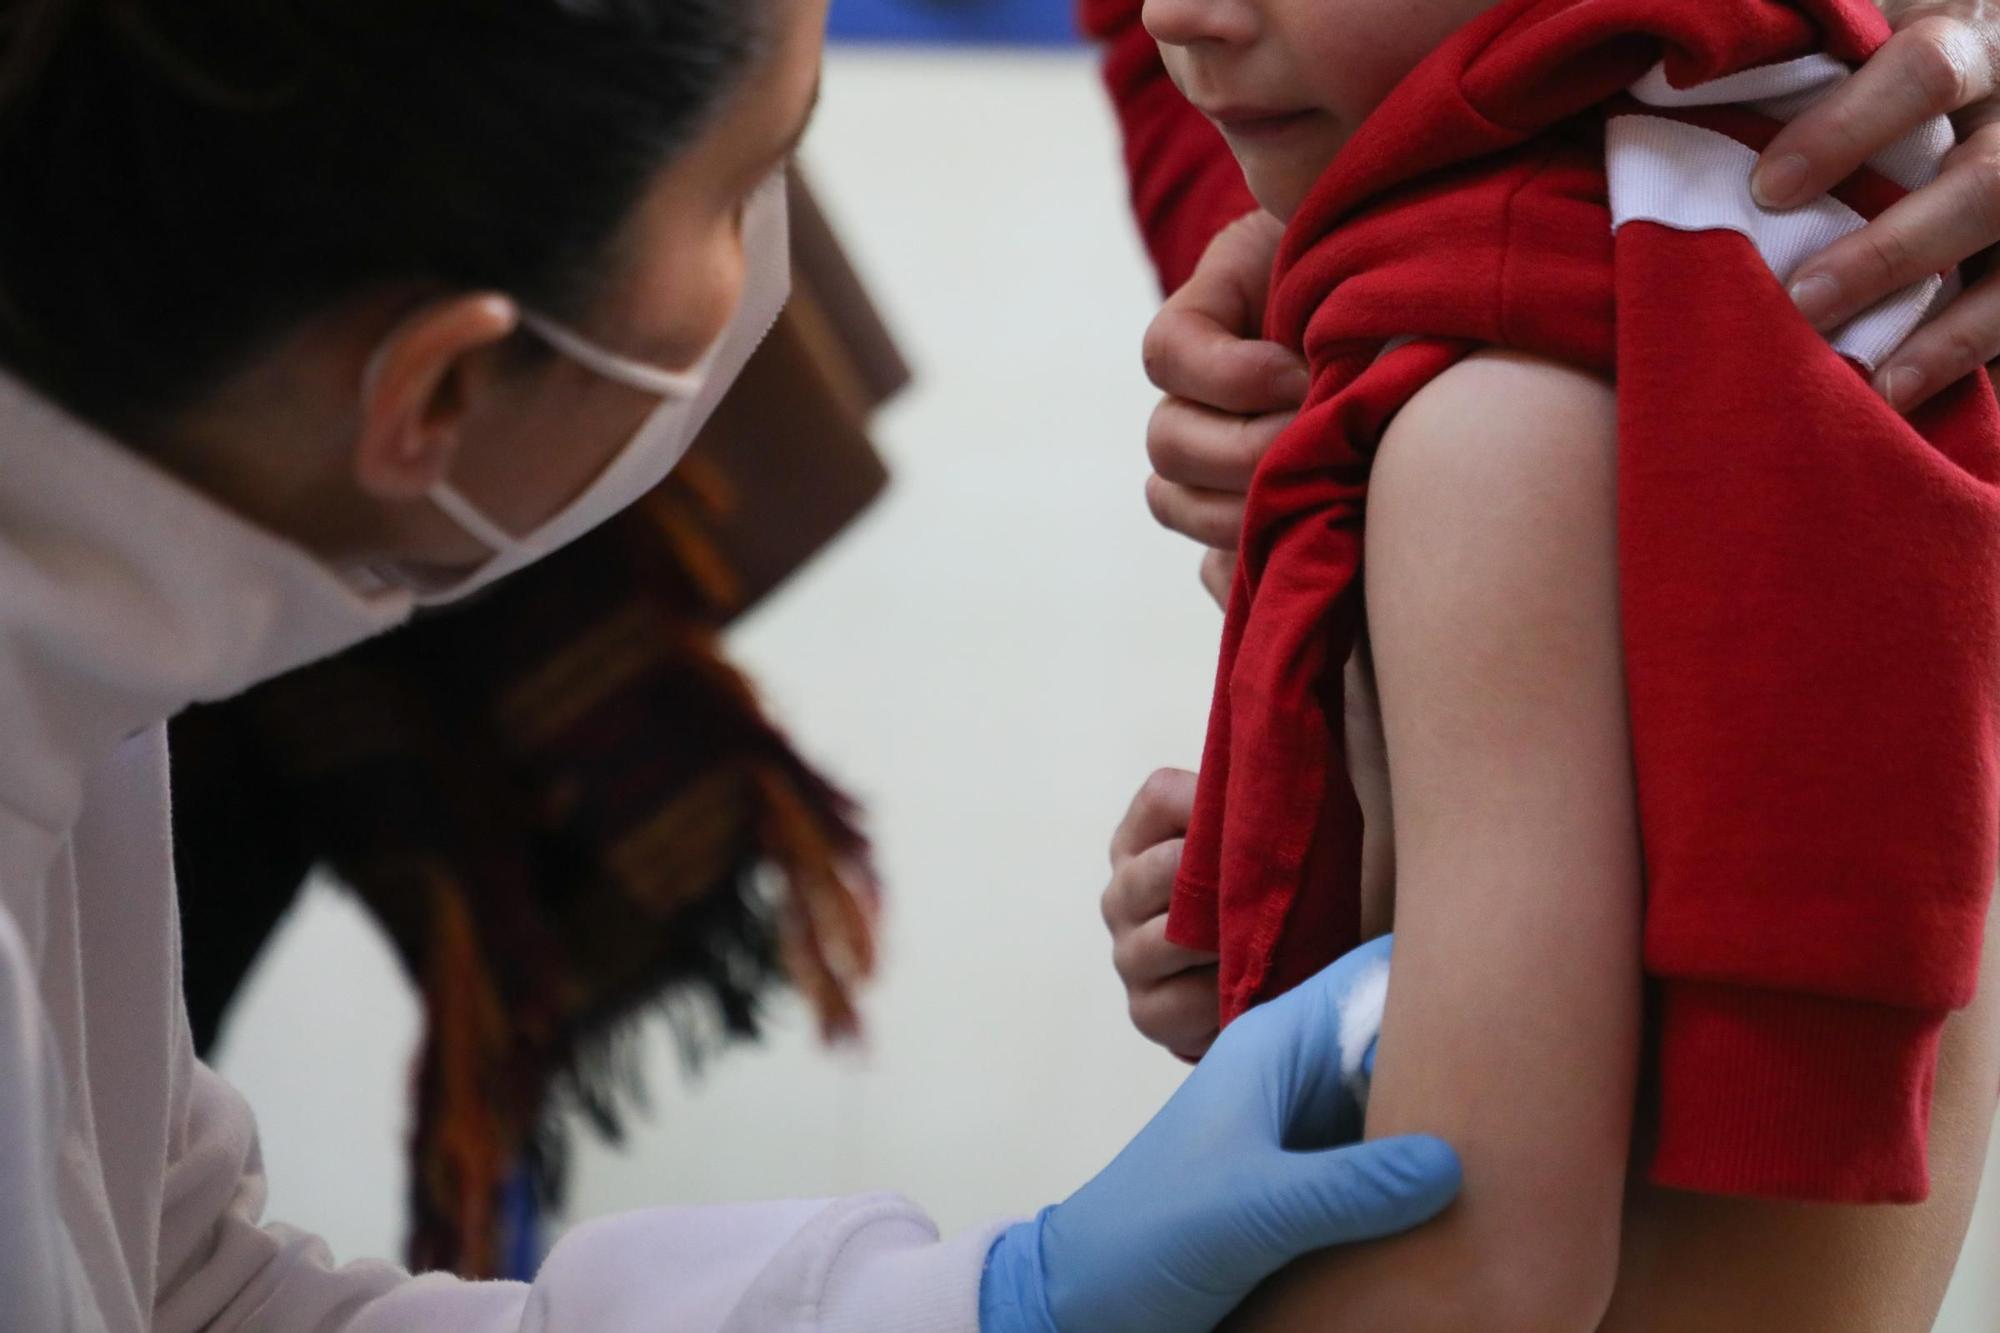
0, 369, 413, 837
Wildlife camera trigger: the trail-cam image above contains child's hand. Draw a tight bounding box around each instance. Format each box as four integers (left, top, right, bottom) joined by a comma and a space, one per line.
1141, 211, 1306, 606
1104, 768, 1222, 1060
1755, 0, 2000, 411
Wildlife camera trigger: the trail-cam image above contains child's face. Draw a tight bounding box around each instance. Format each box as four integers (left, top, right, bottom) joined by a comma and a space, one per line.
1146, 0, 1500, 218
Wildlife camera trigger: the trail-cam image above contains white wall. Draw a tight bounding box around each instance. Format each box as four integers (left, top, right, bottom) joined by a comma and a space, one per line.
214, 47, 2000, 1327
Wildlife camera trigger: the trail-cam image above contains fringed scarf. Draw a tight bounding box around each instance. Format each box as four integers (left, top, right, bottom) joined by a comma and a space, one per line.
172, 401, 881, 1278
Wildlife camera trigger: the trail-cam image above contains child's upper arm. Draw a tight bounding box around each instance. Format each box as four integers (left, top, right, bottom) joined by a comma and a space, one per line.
1223, 349, 1643, 1332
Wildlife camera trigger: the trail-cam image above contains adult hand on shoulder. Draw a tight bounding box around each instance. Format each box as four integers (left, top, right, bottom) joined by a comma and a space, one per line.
1141, 211, 1306, 606
980, 935, 1454, 1333
1755, 1, 2000, 411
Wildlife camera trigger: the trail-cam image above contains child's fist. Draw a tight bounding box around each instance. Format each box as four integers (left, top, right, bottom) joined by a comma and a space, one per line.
1104, 768, 1222, 1061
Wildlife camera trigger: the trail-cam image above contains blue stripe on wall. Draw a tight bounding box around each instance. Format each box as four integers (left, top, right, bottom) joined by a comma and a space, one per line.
828, 0, 1081, 46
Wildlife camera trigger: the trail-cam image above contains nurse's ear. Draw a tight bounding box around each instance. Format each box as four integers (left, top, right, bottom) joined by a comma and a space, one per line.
352, 293, 521, 503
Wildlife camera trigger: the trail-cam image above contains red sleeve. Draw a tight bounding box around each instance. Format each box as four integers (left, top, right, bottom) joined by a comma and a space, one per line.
1077, 0, 1259, 293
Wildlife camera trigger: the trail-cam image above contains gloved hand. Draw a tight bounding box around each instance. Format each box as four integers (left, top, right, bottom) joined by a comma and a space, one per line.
979, 934, 1454, 1333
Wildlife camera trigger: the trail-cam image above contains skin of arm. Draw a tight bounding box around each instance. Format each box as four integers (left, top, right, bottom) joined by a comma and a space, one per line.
1222, 349, 1643, 1332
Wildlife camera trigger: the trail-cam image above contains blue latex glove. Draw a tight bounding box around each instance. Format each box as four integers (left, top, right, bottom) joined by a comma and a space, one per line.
979, 934, 1453, 1333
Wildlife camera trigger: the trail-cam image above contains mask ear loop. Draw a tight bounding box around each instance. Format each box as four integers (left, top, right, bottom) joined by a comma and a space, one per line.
518, 312, 708, 399
426, 482, 533, 556
358, 313, 535, 558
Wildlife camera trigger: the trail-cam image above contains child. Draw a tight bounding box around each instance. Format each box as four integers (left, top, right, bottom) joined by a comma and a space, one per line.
1122, 0, 2000, 1326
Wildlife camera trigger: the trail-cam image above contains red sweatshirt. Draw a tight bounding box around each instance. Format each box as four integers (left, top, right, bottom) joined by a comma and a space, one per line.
1082, 0, 2000, 1204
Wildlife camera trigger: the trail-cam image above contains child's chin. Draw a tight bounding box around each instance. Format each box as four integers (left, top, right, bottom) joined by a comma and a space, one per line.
1256, 116, 1354, 221
1237, 144, 1341, 223
1245, 170, 1313, 224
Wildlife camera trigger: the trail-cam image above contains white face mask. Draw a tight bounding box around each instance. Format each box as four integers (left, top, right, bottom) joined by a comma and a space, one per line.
378, 167, 792, 604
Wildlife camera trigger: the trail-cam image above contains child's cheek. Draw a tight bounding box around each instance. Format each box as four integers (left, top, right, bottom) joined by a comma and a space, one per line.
1282, 0, 1503, 126
1280, 0, 1396, 123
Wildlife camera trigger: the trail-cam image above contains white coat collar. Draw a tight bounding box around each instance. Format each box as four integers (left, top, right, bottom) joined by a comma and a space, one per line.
0, 370, 414, 847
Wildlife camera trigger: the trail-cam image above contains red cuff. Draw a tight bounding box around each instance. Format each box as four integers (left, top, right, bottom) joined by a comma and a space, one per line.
1648, 980, 1946, 1204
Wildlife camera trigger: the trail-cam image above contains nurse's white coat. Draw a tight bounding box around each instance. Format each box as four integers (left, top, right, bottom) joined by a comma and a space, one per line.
0, 373, 1007, 1332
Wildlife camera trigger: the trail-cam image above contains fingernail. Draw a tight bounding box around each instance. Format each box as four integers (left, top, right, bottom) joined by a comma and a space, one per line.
1789, 273, 1842, 327
1277, 364, 1311, 402
1879, 365, 1924, 410
1753, 153, 1810, 209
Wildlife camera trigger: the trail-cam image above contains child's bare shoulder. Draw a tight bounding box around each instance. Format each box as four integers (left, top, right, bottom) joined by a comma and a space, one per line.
1382, 347, 1616, 478
1366, 348, 1619, 620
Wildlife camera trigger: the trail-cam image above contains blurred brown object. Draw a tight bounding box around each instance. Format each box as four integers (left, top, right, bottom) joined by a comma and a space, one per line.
172, 171, 910, 1280
676, 170, 903, 617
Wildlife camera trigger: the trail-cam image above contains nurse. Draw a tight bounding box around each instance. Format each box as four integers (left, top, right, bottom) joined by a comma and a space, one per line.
0, 2, 1455, 1331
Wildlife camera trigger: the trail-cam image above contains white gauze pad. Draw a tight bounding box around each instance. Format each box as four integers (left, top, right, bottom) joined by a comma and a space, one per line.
1337, 957, 1391, 1110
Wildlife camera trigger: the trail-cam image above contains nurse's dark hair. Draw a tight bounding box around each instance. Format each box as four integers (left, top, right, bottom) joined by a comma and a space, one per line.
0, 0, 767, 434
